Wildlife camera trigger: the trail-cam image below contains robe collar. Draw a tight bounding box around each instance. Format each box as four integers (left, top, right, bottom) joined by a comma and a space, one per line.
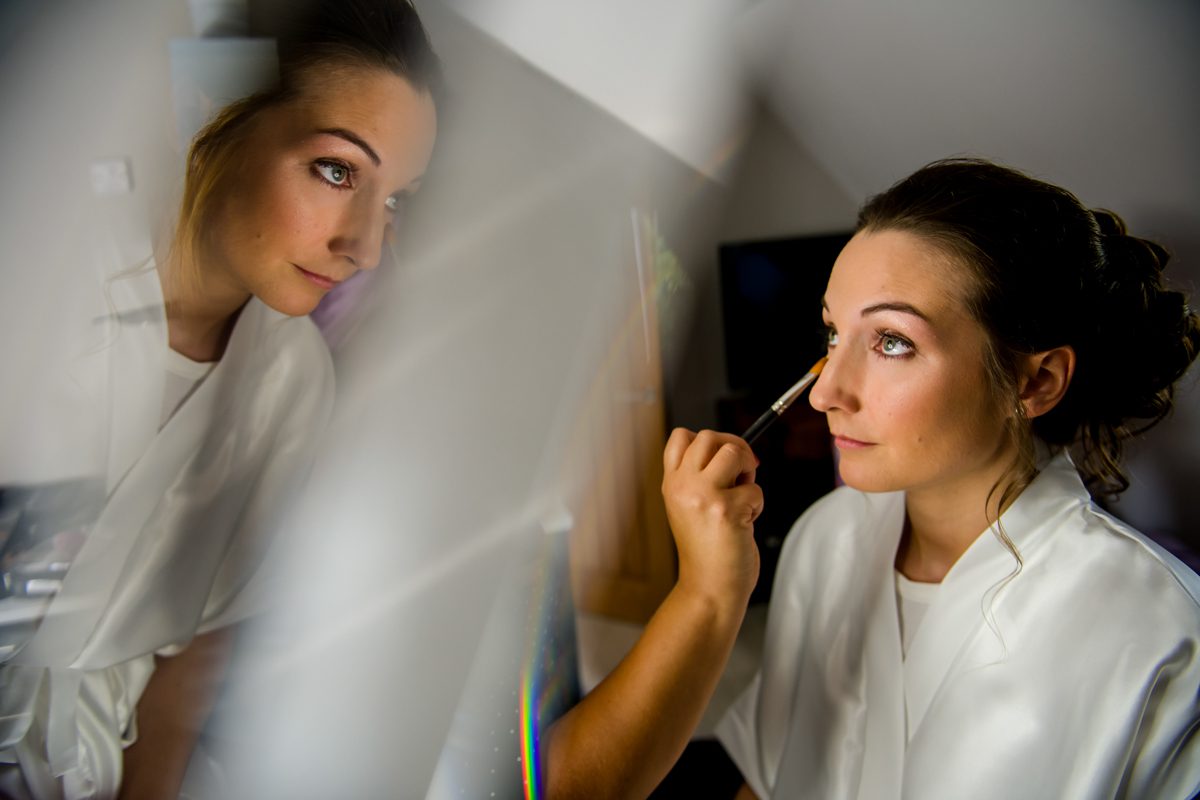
901, 451, 1088, 739
99, 262, 169, 494
855, 493, 907, 799
770, 489, 908, 800
14, 268, 283, 668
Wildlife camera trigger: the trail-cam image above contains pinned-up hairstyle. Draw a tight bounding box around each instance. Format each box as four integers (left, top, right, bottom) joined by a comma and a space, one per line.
857, 158, 1199, 501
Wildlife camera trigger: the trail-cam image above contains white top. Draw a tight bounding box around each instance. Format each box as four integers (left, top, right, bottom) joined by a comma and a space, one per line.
894, 570, 939, 659
160, 348, 216, 428
717, 452, 1200, 800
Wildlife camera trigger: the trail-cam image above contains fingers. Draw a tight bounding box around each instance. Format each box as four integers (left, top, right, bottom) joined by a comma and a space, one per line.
664, 429, 757, 486
664, 427, 697, 473
727, 482, 765, 525
680, 430, 730, 471
661, 430, 764, 602
680, 431, 755, 483
706, 441, 757, 489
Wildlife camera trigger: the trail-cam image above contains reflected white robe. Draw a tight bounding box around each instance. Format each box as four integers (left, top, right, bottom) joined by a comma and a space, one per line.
717, 453, 1200, 800
0, 263, 333, 798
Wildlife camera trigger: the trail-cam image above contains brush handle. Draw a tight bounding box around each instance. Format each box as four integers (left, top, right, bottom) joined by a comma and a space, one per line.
737, 357, 827, 450
740, 407, 780, 448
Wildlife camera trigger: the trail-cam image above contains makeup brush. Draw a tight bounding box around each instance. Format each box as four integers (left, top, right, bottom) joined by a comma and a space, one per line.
740, 356, 828, 448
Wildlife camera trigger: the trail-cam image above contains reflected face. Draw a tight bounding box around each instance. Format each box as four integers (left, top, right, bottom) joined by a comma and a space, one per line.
808, 229, 1012, 495
203, 65, 438, 317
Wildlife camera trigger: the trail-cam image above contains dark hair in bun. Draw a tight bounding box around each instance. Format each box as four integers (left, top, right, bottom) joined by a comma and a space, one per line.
857, 158, 1199, 499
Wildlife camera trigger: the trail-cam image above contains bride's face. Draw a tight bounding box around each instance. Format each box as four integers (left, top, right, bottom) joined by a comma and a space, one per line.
203, 65, 438, 317
809, 229, 1015, 496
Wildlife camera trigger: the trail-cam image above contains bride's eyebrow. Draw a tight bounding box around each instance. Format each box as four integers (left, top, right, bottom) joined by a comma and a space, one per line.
860, 301, 931, 323
821, 297, 934, 327
314, 127, 381, 166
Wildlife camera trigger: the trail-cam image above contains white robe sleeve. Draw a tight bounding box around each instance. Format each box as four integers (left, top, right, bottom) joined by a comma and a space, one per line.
1117, 573, 1200, 799
1127, 653, 1200, 799
194, 320, 335, 634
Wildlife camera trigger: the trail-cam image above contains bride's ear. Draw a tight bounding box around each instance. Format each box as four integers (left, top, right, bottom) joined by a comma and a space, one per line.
1017, 346, 1075, 419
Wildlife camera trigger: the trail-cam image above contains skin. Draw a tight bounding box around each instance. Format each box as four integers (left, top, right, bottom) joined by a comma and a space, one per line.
118, 628, 235, 800
811, 229, 1016, 579
544, 429, 763, 799
120, 65, 437, 798
162, 64, 438, 361
734, 229, 1074, 799
809, 229, 1072, 581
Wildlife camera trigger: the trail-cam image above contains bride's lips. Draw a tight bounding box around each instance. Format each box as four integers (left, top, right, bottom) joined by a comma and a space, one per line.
293, 264, 340, 290
833, 434, 875, 450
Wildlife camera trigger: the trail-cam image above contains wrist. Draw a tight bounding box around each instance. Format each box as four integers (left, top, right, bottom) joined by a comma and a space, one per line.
671, 575, 751, 632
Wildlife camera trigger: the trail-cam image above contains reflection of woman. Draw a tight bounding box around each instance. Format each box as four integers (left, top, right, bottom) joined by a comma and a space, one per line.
716, 160, 1200, 799
0, 2, 438, 797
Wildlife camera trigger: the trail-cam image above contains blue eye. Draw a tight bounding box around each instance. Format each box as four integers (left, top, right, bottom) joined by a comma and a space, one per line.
314, 160, 352, 187
878, 333, 914, 357
824, 326, 839, 348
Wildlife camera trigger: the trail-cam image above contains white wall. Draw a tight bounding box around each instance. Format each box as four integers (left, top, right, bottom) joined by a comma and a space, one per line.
0, 0, 191, 266
0, 0, 191, 466
439, 0, 750, 183
720, 102, 859, 243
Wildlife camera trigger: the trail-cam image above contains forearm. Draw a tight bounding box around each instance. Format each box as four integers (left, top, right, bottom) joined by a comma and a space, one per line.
543, 583, 748, 799
118, 627, 236, 800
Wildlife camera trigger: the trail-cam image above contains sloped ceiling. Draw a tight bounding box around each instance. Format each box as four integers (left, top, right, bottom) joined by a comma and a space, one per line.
439, 0, 751, 181
443, 0, 1199, 258
740, 0, 1200, 241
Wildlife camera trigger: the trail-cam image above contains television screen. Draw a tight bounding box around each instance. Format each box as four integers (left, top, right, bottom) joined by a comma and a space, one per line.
718, 232, 851, 601
719, 232, 851, 398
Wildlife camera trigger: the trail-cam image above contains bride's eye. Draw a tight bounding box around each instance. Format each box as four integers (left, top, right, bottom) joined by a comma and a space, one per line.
876, 331, 915, 358
313, 160, 354, 188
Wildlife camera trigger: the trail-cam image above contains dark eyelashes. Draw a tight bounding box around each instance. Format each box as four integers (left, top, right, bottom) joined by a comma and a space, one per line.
312, 159, 356, 189
819, 323, 916, 357
876, 328, 913, 346
312, 160, 405, 214
874, 329, 916, 358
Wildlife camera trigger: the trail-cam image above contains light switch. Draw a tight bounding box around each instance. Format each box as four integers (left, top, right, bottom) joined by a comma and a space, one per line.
90, 158, 133, 195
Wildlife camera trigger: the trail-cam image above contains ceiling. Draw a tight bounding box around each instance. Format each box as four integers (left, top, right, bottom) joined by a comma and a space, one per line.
439, 0, 751, 181
441, 0, 1200, 270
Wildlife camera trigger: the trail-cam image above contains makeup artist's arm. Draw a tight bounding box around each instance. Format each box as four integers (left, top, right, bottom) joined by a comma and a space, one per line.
118, 627, 237, 800
543, 429, 762, 800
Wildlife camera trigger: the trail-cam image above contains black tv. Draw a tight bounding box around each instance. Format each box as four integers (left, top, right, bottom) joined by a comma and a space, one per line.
719, 232, 851, 398
718, 232, 852, 601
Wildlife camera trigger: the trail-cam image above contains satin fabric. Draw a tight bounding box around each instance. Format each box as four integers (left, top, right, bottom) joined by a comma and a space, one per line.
0, 262, 333, 798
717, 453, 1200, 799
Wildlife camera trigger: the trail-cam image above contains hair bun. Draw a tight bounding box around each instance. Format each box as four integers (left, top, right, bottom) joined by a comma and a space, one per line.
1090, 208, 1126, 238
1094, 219, 1170, 281
1085, 211, 1198, 428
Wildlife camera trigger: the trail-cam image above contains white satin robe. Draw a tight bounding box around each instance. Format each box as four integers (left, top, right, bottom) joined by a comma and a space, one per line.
0, 262, 333, 798
717, 453, 1200, 799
